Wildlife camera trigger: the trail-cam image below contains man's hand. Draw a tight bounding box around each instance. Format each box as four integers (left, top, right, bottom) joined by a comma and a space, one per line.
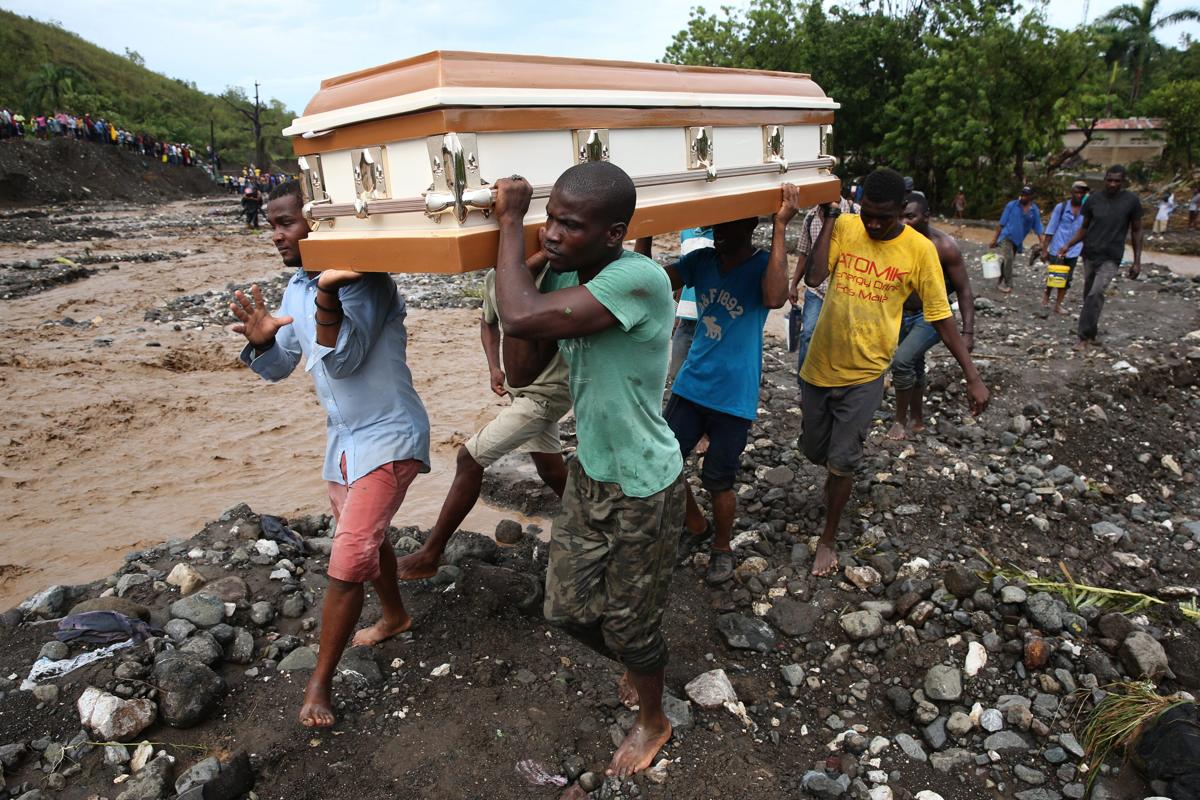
490, 367, 508, 397
1127, 262, 1141, 280
788, 284, 801, 305
316, 269, 364, 291
988, 240, 999, 249
230, 284, 293, 349
494, 177, 533, 225
776, 183, 802, 225
966, 377, 989, 416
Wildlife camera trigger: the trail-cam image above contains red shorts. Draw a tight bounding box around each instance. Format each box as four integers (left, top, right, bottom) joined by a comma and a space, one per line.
326, 455, 422, 583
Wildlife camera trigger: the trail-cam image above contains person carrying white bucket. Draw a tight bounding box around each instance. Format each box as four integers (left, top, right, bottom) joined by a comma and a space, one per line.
988, 184, 1043, 294
1038, 180, 1088, 317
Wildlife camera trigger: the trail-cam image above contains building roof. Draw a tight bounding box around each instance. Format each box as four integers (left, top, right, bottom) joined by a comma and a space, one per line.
1068, 117, 1164, 132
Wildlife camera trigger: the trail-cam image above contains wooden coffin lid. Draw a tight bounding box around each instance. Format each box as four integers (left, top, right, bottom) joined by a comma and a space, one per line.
284, 51, 836, 137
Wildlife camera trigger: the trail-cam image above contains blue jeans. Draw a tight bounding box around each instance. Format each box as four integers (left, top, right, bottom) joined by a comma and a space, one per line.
796, 289, 824, 382
891, 311, 942, 391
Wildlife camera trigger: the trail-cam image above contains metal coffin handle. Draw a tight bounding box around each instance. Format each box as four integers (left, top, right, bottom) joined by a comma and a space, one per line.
424, 132, 492, 223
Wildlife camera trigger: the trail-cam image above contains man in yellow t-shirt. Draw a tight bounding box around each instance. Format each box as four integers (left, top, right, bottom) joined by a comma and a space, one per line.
800, 168, 989, 577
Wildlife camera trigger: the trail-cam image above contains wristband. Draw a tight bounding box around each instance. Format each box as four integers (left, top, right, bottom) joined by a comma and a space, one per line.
315, 316, 342, 327
315, 301, 340, 313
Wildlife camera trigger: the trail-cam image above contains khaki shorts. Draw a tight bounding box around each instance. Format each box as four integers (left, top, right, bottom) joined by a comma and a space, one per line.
464, 394, 567, 467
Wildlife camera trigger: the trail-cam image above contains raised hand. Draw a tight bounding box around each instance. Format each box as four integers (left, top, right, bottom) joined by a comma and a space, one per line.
316, 269, 364, 291
230, 284, 293, 349
494, 176, 533, 224
777, 183, 802, 225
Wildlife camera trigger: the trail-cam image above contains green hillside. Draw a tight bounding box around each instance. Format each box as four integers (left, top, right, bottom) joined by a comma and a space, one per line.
0, 10, 295, 169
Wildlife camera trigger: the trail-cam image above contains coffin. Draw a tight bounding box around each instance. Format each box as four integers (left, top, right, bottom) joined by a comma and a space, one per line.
284, 51, 841, 273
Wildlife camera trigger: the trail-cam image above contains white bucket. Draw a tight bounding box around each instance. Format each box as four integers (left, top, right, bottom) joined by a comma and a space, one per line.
981, 252, 1002, 279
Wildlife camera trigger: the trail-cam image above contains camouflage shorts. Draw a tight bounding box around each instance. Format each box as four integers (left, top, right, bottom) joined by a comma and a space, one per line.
543, 460, 685, 674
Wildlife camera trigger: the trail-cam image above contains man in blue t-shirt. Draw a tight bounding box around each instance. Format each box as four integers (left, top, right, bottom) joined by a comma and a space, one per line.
639, 185, 797, 584
989, 185, 1043, 293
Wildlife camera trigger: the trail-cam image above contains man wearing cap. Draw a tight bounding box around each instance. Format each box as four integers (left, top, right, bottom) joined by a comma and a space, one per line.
989, 185, 1043, 294
1038, 181, 1088, 317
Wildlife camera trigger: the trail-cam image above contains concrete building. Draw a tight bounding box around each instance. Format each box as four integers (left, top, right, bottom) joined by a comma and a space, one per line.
1063, 118, 1166, 166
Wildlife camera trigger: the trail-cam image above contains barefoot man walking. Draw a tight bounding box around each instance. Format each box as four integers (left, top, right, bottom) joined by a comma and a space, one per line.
491, 163, 685, 782
801, 168, 988, 576
230, 180, 430, 727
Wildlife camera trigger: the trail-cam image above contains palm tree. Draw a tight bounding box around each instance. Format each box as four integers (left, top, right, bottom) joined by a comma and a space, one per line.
23, 63, 83, 112
1100, 0, 1200, 103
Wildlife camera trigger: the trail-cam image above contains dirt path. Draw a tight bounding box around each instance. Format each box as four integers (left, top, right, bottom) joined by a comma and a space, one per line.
0, 200, 538, 608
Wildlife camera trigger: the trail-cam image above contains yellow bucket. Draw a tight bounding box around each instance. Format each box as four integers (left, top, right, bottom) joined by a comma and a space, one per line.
1046, 263, 1070, 289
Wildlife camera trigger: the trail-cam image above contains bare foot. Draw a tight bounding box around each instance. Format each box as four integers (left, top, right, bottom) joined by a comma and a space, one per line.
811, 542, 839, 577
999, 285, 1013, 294
1054, 306, 1070, 315
395, 547, 441, 581
351, 612, 412, 647
299, 678, 336, 728
909, 419, 927, 434
607, 716, 671, 779
618, 671, 639, 709
1073, 339, 1092, 352
886, 422, 907, 440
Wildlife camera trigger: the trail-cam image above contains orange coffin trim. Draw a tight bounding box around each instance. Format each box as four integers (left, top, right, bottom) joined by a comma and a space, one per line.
292, 107, 836, 157
297, 178, 840, 273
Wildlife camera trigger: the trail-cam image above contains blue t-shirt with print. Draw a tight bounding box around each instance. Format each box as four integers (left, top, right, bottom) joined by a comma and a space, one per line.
670, 247, 770, 420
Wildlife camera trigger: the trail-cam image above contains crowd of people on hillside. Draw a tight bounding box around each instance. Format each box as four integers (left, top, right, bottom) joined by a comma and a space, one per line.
0, 107, 200, 167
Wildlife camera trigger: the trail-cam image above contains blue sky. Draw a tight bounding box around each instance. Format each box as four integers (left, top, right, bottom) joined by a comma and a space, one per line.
3, 0, 1197, 116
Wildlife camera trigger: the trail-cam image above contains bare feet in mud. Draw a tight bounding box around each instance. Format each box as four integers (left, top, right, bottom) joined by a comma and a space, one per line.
394, 547, 440, 581
299, 677, 336, 728
618, 671, 639, 709
607, 716, 671, 779
351, 611, 412, 647
811, 541, 839, 576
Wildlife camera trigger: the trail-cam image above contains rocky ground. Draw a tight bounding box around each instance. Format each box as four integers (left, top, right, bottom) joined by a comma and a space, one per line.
1, 210, 1199, 800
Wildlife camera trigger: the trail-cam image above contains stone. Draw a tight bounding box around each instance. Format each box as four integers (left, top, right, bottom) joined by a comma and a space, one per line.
130, 741, 155, 772
869, 787, 893, 800
38, 640, 69, 661
338, 647, 383, 686
984, 730, 1031, 753
965, 640, 988, 677
716, 613, 777, 652
0, 742, 28, 769
250, 601, 275, 626
179, 632, 223, 666
886, 686, 914, 715
1119, 631, 1172, 679
1059, 733, 1085, 758
199, 751, 253, 800
494, 519, 524, 545
662, 692, 691, 729
280, 593, 306, 618
116, 753, 173, 800
914, 793, 944, 800
1014, 791, 1061, 800
1015, 765, 1047, 785
734, 556, 769, 581
104, 743, 130, 765
944, 565, 982, 597
443, 533, 499, 566
980, 708, 1004, 732
923, 716, 947, 749
763, 466, 794, 486
197, 576, 249, 603
924, 664, 963, 701
279, 645, 318, 671
780, 664, 805, 687
765, 598, 821, 638
166, 564, 206, 595
20, 585, 67, 618
838, 609, 884, 641
1025, 592, 1064, 633
254, 539, 280, 558
1000, 585, 1028, 604
684, 669, 738, 709
32, 684, 59, 703
153, 655, 226, 727
226, 628, 255, 664
929, 748, 973, 772
801, 770, 849, 799
1090, 521, 1125, 543
168, 594, 225, 628
116, 573, 152, 596
946, 711, 973, 737
77, 687, 156, 741
845, 566, 882, 591
1097, 612, 1135, 642
164, 618, 196, 642
68, 596, 151, 621
175, 757, 220, 795
894, 732, 927, 762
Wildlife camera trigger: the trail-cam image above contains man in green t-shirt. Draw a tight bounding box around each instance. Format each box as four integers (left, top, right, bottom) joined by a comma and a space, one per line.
394, 265, 571, 581
492, 162, 685, 782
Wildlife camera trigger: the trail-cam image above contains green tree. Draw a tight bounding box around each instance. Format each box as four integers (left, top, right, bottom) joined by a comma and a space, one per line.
1099, 0, 1200, 103
124, 48, 144, 67
1144, 79, 1200, 167
23, 62, 84, 111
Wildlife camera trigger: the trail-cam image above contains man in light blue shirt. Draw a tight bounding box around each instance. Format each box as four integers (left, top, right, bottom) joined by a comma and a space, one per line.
989, 184, 1044, 293
231, 180, 430, 729
1039, 180, 1087, 316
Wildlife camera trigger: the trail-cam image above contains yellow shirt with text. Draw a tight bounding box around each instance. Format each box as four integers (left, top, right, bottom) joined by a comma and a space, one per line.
800, 215, 951, 387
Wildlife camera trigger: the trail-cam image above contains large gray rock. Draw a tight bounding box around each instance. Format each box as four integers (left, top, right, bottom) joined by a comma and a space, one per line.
929, 748, 973, 773
153, 655, 226, 727
226, 628, 255, 664
662, 692, 692, 729
716, 614, 777, 652
1119, 631, 1173, 680
923, 665, 963, 702
337, 647, 383, 686
116, 753, 173, 800
76, 687, 156, 741
443, 533, 499, 566
684, 669, 738, 709
1024, 592, 1064, 633
894, 732, 927, 762
174, 757, 220, 795
178, 632, 223, 666
20, 585, 67, 619
839, 609, 884, 641
168, 593, 225, 628
198, 576, 250, 603
765, 598, 821, 638
278, 646, 318, 671
984, 730, 1032, 753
